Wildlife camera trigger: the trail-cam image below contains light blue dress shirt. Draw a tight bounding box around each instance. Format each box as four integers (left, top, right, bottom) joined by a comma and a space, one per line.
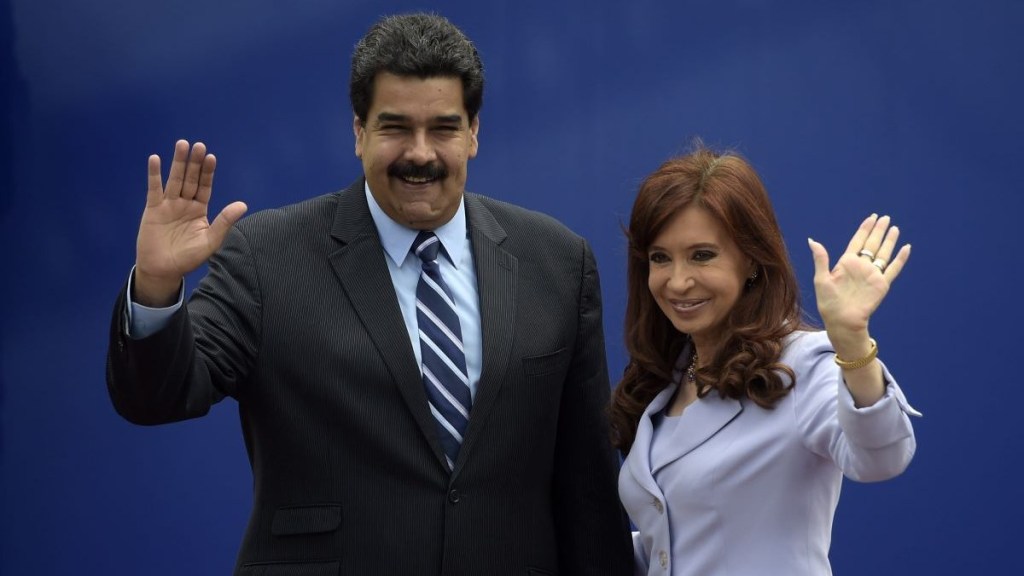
127, 184, 483, 399
362, 184, 482, 399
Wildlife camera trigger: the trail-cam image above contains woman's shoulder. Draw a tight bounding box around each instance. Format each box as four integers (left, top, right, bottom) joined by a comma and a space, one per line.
781, 329, 835, 370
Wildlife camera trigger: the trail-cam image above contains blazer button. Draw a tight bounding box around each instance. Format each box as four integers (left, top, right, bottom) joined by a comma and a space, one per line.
659, 549, 668, 569
653, 498, 664, 514
448, 489, 461, 504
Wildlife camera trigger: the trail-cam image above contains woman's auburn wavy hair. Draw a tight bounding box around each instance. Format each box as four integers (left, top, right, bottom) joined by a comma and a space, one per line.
610, 144, 807, 454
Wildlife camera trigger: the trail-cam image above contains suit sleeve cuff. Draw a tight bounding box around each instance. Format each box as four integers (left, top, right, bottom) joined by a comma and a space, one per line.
124, 266, 185, 339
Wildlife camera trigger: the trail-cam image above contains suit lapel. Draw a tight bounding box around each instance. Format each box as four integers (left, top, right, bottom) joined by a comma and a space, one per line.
327, 181, 450, 470
452, 194, 516, 477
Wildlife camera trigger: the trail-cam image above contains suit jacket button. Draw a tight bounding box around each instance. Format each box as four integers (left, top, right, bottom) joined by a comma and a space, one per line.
659, 550, 668, 569
448, 489, 460, 504
653, 498, 664, 514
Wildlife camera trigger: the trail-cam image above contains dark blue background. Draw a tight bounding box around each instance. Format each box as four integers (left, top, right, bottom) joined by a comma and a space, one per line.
3, 0, 1021, 574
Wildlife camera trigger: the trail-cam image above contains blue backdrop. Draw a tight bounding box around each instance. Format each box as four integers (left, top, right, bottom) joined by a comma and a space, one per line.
3, 0, 1021, 574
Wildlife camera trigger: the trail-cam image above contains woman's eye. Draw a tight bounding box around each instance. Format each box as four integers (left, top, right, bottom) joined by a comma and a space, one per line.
693, 250, 716, 262
649, 252, 669, 264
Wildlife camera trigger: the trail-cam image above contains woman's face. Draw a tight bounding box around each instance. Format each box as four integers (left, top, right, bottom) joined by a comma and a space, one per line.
647, 205, 752, 350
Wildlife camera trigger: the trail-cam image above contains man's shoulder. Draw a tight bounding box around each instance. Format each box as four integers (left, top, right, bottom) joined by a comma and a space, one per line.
468, 192, 581, 242
235, 188, 348, 237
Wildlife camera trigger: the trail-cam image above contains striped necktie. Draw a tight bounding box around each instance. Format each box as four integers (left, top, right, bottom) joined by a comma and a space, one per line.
412, 230, 471, 469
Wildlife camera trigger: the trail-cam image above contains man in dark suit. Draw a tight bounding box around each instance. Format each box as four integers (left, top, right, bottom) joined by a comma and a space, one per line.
107, 12, 633, 575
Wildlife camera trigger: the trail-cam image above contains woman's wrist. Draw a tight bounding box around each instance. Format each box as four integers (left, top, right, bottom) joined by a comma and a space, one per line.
834, 338, 878, 371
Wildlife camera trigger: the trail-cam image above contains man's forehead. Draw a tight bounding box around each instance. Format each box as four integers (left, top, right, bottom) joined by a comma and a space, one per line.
369, 73, 466, 109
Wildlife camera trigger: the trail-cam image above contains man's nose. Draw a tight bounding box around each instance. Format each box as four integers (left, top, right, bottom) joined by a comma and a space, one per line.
405, 130, 437, 163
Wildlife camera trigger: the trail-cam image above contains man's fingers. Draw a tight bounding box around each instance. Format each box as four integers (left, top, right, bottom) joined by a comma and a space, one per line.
195, 154, 217, 204
207, 201, 249, 249
146, 154, 164, 207
165, 140, 190, 198
181, 142, 207, 200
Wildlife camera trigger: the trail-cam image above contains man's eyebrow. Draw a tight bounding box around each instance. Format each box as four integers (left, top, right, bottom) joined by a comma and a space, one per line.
373, 113, 464, 125
433, 114, 463, 124
375, 112, 408, 123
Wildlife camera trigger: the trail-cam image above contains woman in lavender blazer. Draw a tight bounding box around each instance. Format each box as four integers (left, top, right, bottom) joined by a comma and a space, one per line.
610, 145, 920, 576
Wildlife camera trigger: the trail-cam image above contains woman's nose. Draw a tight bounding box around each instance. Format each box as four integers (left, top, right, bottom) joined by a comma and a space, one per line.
666, 265, 694, 291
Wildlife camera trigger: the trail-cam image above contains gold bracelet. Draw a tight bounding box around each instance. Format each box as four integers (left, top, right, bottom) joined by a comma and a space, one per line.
834, 338, 878, 370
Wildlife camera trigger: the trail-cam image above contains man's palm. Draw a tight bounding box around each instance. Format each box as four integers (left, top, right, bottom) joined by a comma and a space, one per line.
134, 140, 247, 304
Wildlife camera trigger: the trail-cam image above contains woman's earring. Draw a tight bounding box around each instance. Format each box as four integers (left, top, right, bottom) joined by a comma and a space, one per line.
746, 268, 759, 287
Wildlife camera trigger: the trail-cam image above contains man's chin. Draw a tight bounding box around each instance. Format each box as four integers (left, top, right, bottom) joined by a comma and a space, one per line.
398, 203, 459, 230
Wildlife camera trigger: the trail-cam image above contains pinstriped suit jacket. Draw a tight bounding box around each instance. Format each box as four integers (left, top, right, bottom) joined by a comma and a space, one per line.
106, 180, 633, 576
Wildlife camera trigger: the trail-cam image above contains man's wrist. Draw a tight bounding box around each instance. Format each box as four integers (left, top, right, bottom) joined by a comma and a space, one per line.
132, 269, 183, 307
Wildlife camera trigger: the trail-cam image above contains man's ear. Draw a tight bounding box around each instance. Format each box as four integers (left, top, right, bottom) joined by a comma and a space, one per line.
468, 115, 480, 159
353, 114, 365, 158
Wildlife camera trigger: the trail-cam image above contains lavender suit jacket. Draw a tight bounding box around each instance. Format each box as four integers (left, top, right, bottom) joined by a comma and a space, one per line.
619, 330, 920, 576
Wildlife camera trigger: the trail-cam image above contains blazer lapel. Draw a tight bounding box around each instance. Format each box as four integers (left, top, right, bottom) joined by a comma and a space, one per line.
327, 180, 450, 470
651, 392, 743, 475
626, 351, 745, 488
627, 385, 677, 498
452, 193, 516, 477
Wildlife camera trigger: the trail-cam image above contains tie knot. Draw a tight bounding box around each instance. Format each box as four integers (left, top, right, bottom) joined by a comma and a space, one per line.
413, 230, 441, 263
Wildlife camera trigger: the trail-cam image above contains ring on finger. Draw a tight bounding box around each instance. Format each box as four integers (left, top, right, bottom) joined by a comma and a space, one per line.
872, 258, 887, 271
858, 249, 875, 260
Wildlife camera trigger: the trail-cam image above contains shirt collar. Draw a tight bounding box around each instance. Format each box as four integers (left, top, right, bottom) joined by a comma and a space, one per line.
364, 181, 468, 268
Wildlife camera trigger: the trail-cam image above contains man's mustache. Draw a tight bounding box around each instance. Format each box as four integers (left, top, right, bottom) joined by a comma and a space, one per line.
388, 162, 447, 181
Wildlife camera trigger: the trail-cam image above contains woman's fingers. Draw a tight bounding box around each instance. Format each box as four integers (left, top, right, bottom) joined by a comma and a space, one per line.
844, 213, 878, 257
870, 224, 897, 267
882, 244, 912, 281
807, 237, 830, 281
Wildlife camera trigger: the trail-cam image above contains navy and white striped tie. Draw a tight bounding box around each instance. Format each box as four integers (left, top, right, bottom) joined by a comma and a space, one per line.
413, 231, 471, 469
